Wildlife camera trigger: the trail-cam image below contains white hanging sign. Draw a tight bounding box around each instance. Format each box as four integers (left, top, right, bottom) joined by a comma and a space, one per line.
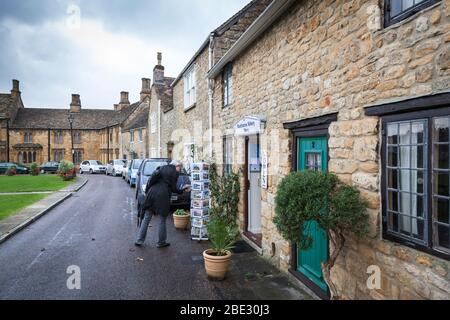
234, 116, 264, 136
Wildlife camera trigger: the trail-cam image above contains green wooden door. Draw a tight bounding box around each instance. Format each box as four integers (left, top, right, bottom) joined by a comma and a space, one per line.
297, 137, 328, 293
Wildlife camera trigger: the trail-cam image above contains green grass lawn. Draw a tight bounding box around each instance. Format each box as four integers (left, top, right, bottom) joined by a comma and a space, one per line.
0, 175, 77, 193
0, 194, 48, 221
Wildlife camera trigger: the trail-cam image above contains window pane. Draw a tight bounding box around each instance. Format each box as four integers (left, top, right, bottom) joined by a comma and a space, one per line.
434, 117, 449, 142
403, 0, 414, 10
388, 169, 398, 189
399, 170, 411, 192
388, 146, 398, 167
435, 198, 450, 223
399, 147, 410, 168
389, 212, 399, 232
416, 170, 424, 194
434, 173, 449, 197
413, 195, 424, 218
434, 144, 449, 169
399, 123, 411, 145
388, 123, 398, 145
399, 213, 411, 235
411, 145, 424, 168
391, 0, 402, 17
388, 191, 399, 212
411, 218, 425, 240
437, 225, 450, 249
411, 122, 424, 144
400, 192, 411, 215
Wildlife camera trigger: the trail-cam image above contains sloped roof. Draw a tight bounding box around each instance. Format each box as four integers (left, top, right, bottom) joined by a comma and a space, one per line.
0, 94, 12, 117
122, 104, 149, 131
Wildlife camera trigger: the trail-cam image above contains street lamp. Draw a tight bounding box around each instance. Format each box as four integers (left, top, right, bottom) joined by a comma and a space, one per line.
68, 114, 75, 164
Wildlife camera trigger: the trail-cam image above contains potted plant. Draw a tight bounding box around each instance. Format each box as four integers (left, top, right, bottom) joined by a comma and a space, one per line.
274, 170, 369, 300
203, 215, 238, 280
173, 209, 190, 230
58, 160, 76, 181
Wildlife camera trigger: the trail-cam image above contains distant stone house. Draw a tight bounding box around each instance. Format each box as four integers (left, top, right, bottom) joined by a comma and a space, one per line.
0, 80, 138, 166
121, 79, 152, 160
206, 0, 450, 299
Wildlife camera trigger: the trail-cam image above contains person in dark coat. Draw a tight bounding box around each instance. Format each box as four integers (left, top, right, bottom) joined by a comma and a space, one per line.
135, 164, 190, 248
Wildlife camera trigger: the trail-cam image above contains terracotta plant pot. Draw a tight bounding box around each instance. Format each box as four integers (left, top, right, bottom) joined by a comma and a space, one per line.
203, 249, 232, 280
173, 214, 190, 230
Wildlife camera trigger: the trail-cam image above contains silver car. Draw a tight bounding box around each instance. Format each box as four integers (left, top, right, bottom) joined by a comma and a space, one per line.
106, 159, 126, 176
79, 160, 107, 174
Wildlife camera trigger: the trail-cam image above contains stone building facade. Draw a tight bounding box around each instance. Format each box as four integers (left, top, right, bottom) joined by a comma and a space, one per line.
0, 80, 139, 166
170, 0, 273, 168
205, 0, 450, 300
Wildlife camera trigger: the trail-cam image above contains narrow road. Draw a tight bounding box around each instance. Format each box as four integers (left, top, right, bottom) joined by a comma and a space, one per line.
0, 174, 216, 299
0, 174, 311, 300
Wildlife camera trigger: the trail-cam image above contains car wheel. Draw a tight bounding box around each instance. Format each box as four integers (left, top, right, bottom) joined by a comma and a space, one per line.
79, 169, 83, 174
40, 169, 45, 174
112, 170, 115, 176
89, 169, 93, 174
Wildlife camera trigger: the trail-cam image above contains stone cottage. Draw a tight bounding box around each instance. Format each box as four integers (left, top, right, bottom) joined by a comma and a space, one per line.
169, 0, 273, 169
147, 53, 176, 159
205, 0, 450, 300
121, 78, 152, 160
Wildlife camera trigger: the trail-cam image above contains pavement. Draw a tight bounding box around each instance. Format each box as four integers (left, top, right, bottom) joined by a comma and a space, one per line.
0, 174, 313, 300
0, 176, 88, 244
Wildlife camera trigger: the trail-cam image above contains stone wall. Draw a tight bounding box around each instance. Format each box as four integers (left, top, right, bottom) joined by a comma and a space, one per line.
211, 0, 450, 299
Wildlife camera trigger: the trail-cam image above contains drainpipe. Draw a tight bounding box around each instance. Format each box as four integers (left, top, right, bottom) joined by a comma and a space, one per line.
158, 99, 161, 158
6, 118, 10, 162
47, 129, 51, 161
208, 32, 215, 158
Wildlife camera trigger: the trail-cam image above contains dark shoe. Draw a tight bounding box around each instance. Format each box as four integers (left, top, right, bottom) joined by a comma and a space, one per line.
157, 242, 170, 248
134, 242, 143, 247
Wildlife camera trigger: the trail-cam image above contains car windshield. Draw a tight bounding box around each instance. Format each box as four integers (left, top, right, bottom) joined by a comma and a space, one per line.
143, 162, 166, 176
132, 160, 143, 169
115, 160, 125, 165
91, 161, 103, 165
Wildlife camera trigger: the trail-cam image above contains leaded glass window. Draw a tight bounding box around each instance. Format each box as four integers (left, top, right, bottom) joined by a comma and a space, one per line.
385, 0, 441, 27
386, 120, 427, 244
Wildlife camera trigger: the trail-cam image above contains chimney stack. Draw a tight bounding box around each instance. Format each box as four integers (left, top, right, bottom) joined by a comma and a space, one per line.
70, 94, 81, 113
116, 91, 130, 111
10, 79, 22, 104
153, 52, 165, 85
140, 78, 151, 102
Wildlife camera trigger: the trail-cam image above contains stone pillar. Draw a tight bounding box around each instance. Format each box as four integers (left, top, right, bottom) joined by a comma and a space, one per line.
153, 52, 165, 85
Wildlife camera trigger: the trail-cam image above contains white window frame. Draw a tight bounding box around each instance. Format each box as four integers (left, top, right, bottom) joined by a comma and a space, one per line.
184, 64, 196, 110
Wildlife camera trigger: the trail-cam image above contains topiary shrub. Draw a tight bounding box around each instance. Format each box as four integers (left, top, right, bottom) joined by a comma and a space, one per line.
274, 170, 369, 299
209, 163, 240, 227
58, 160, 76, 181
30, 162, 39, 176
6, 165, 17, 176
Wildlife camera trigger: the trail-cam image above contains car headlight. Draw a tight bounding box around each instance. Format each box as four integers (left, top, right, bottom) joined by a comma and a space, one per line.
141, 184, 146, 193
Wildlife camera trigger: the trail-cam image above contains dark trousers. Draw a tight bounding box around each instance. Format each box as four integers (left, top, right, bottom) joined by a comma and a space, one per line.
135, 210, 168, 245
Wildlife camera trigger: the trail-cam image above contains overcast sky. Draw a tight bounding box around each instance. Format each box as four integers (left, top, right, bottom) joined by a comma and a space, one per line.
0, 0, 250, 109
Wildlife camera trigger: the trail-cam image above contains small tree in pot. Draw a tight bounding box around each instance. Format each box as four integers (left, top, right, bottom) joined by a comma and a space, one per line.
203, 163, 240, 280
30, 162, 39, 176
203, 215, 238, 280
274, 170, 369, 300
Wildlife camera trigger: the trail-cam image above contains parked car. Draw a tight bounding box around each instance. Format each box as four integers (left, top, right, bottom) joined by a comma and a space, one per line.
39, 161, 60, 174
79, 160, 107, 174
106, 159, 126, 176
126, 159, 144, 187
170, 169, 191, 209
0, 162, 30, 174
136, 158, 170, 210
122, 160, 131, 180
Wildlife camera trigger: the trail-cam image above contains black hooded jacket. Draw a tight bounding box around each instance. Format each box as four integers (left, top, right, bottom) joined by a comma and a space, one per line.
142, 165, 183, 217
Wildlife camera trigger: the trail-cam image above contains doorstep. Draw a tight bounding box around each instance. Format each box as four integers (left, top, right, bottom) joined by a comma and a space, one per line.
242, 233, 263, 255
